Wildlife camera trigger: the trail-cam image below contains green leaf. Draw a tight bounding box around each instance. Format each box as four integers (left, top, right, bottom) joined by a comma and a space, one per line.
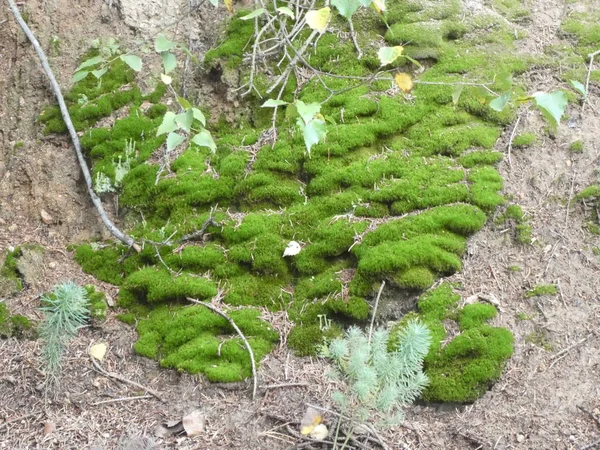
177, 97, 193, 110
208, 0, 218, 5
155, 34, 177, 53
91, 68, 108, 79
191, 130, 217, 153
191, 108, 206, 126
359, 0, 372, 5
120, 54, 142, 72
534, 91, 568, 127
262, 99, 288, 107
568, 80, 586, 98
166, 132, 186, 152
277, 6, 295, 18
72, 71, 90, 83
489, 93, 511, 112
296, 100, 321, 124
452, 85, 464, 107
240, 8, 265, 20
377, 46, 404, 66
332, 0, 361, 20
75, 55, 104, 72
496, 72, 513, 91
175, 109, 194, 132
161, 51, 177, 74
298, 118, 327, 155
157, 111, 179, 136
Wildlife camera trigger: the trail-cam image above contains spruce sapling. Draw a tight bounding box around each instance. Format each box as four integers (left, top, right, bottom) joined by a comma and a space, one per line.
321, 319, 431, 425
39, 282, 90, 384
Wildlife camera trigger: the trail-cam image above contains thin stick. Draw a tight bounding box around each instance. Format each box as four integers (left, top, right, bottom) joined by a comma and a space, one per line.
92, 395, 154, 406
260, 382, 310, 389
548, 335, 590, 370
577, 405, 600, 428
187, 297, 258, 400
582, 49, 600, 114
506, 113, 522, 170
0, 412, 38, 432
347, 20, 362, 59
90, 358, 164, 402
368, 281, 386, 346
565, 171, 576, 228
7, 0, 141, 252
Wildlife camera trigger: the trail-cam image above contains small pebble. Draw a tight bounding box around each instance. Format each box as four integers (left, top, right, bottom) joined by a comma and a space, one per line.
8, 224, 18, 233
48, 261, 57, 270
516, 434, 525, 443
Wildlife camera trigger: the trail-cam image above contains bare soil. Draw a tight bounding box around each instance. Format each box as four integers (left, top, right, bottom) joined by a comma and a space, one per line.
1, 0, 599, 449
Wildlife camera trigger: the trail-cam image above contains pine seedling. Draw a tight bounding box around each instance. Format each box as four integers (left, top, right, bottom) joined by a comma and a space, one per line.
39, 282, 90, 384
321, 319, 431, 425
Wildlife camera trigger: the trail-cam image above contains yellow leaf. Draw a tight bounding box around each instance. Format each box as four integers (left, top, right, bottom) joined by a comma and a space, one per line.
160, 73, 172, 85
224, 0, 233, 13
372, 0, 386, 13
89, 342, 107, 361
300, 407, 323, 435
394, 73, 413, 93
310, 424, 328, 440
306, 7, 331, 33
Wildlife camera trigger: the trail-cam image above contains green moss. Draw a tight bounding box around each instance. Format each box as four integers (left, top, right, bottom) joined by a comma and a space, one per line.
0, 304, 35, 339
68, 2, 525, 383
525, 330, 554, 351
85, 285, 108, 321
391, 283, 513, 403
507, 265, 521, 272
0, 247, 24, 293
287, 323, 343, 356
203, 12, 255, 69
120, 268, 218, 306
569, 140, 584, 153
525, 284, 558, 298
135, 304, 278, 381
512, 132, 536, 148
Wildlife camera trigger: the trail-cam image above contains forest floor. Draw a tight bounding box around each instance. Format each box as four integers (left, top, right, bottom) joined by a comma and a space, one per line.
1, 0, 599, 449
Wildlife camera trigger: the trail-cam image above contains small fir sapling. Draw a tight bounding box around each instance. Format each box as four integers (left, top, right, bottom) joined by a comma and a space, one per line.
39, 282, 90, 382
321, 320, 431, 424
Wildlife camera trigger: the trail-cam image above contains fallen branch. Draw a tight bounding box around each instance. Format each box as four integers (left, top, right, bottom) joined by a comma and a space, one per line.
7, 0, 140, 252
187, 297, 258, 401
90, 358, 164, 402
582, 48, 600, 114
92, 395, 154, 406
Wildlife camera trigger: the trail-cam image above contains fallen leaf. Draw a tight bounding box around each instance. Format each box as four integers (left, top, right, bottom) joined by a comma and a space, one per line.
310, 423, 328, 440
183, 410, 206, 436
394, 73, 413, 93
43, 421, 56, 436
89, 343, 107, 362
283, 241, 301, 257
306, 7, 331, 33
300, 407, 323, 435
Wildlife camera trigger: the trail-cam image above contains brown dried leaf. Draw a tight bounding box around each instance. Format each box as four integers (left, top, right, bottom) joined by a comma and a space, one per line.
182, 410, 205, 437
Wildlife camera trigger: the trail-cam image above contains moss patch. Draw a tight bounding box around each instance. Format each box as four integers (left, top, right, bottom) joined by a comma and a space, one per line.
65, 1, 528, 386
0, 303, 36, 339
391, 284, 513, 403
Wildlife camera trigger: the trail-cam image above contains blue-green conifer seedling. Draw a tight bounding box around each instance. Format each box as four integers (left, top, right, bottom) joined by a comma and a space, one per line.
321, 320, 431, 425
39, 282, 90, 383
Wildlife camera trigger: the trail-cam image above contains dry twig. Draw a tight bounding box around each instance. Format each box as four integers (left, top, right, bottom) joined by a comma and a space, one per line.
187, 297, 258, 400
90, 358, 165, 402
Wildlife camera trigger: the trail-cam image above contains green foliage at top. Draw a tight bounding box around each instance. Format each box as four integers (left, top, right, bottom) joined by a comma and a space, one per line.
322, 321, 431, 425
391, 284, 513, 403
68, 0, 527, 384
39, 282, 90, 382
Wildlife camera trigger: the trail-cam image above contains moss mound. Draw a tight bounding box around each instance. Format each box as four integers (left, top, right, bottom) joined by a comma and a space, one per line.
55, 0, 529, 388
0, 303, 36, 339
392, 284, 513, 403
